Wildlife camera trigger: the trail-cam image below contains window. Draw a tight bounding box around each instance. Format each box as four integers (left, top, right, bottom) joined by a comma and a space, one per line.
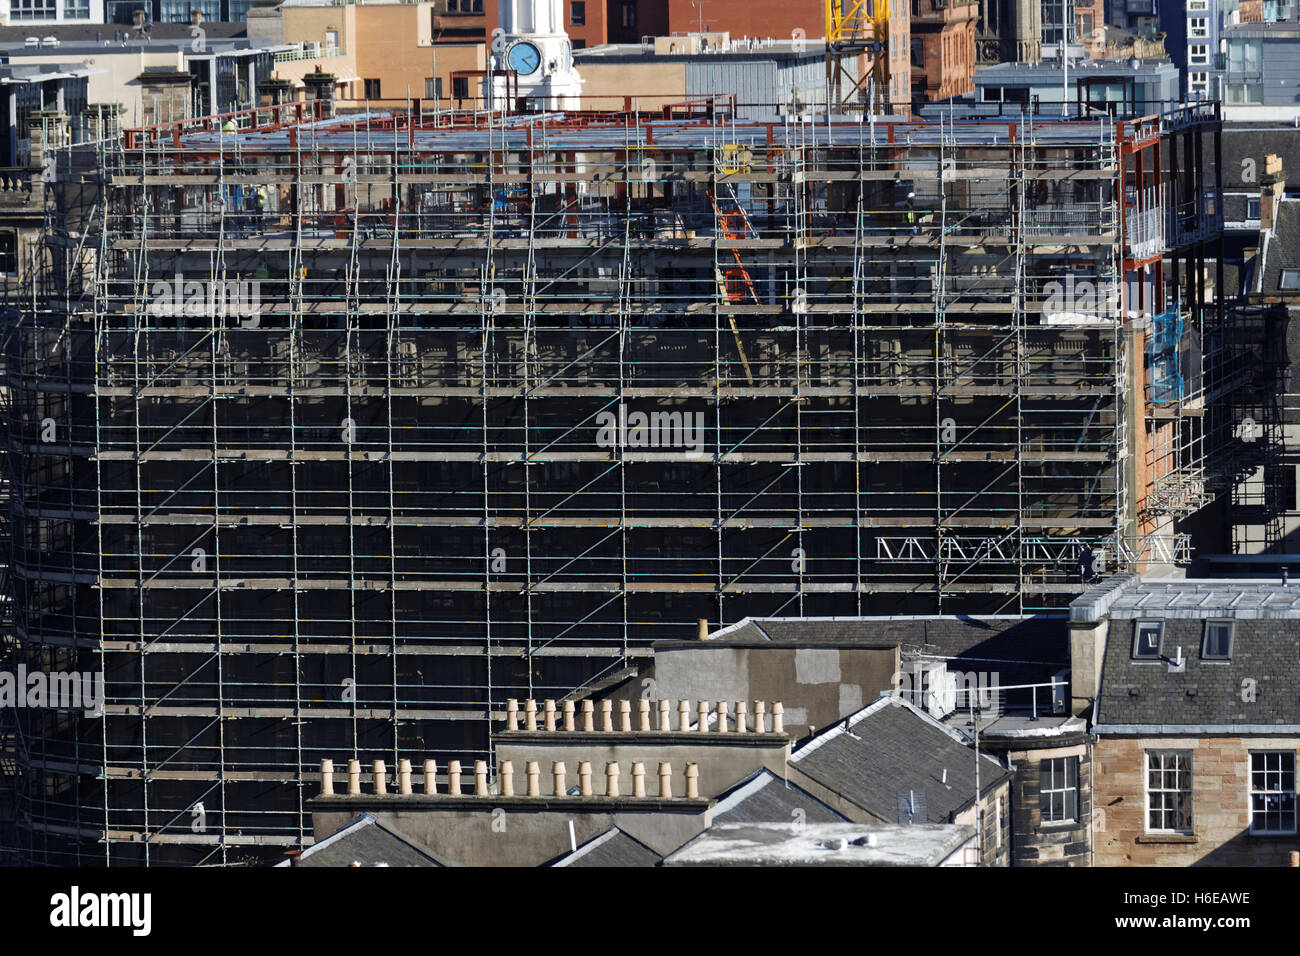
0, 232, 17, 275
1146, 750, 1193, 833
1282, 269, 1300, 291
63, 0, 90, 17
10, 0, 57, 19
1226, 83, 1263, 105
1247, 196, 1261, 220
363, 78, 381, 99
1187, 16, 1209, 38
570, 0, 585, 25
425, 77, 442, 100
1040, 756, 1079, 823
1188, 43, 1209, 66
1228, 38, 1262, 73
621, 0, 635, 28
452, 76, 469, 99
1132, 620, 1163, 659
1250, 751, 1297, 834
573, 39, 586, 48
911, 37, 925, 68
1202, 620, 1233, 660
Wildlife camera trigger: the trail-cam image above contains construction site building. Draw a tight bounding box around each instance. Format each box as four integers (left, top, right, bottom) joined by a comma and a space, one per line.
0, 96, 1225, 863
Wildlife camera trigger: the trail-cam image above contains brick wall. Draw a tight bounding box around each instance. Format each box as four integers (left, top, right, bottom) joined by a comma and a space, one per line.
1094, 735, 1300, 866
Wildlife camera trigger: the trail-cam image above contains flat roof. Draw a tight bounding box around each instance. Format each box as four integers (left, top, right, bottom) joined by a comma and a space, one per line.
663, 821, 976, 866
1071, 573, 1300, 621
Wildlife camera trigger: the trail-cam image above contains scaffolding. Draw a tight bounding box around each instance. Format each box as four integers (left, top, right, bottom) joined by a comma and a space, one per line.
0, 98, 1222, 864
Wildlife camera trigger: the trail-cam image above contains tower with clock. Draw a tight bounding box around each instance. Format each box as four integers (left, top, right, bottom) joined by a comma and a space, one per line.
490, 0, 583, 109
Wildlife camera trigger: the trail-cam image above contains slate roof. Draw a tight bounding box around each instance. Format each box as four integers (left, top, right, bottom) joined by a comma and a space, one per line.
1094, 616, 1300, 731
1257, 197, 1300, 296
700, 615, 1067, 686
551, 828, 662, 868
276, 813, 445, 867
789, 697, 1012, 823
712, 769, 849, 826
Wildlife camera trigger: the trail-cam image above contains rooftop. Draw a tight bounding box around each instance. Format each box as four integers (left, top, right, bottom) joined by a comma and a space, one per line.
663, 822, 977, 866
1071, 573, 1300, 621
789, 697, 1012, 823
273, 813, 445, 867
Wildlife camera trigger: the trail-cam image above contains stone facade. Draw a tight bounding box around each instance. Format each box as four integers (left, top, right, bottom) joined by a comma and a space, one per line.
1005, 739, 1092, 866
1094, 736, 1300, 866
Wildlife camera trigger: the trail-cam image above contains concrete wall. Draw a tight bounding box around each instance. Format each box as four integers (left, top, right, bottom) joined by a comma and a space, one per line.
1094, 735, 1300, 865
494, 732, 790, 798
311, 795, 711, 865
652, 643, 900, 740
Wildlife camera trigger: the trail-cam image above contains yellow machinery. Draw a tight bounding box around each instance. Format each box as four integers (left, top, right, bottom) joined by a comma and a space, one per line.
825, 0, 892, 110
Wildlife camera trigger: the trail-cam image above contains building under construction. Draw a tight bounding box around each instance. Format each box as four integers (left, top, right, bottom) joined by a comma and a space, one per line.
0, 96, 1226, 864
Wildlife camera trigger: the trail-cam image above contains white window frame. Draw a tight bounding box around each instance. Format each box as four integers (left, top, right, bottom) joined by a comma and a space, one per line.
1146, 750, 1193, 834
1250, 751, 1297, 835
1188, 16, 1209, 38
1040, 756, 1079, 823
1189, 43, 1210, 66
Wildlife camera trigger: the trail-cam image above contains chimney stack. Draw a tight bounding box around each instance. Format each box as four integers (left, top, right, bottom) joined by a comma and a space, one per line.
1261, 154, 1285, 232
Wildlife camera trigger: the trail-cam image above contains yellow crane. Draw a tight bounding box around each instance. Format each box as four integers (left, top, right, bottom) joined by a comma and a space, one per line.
825, 0, 892, 110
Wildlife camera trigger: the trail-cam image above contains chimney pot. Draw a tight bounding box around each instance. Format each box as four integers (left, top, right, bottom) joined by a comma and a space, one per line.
525, 698, 538, 732
638, 699, 651, 732
320, 758, 335, 796
697, 618, 709, 640
506, 698, 520, 731
697, 700, 710, 732
579, 761, 593, 796
754, 700, 767, 733
717, 700, 729, 733
678, 699, 691, 731
605, 762, 621, 797
544, 698, 557, 731
474, 759, 488, 796
658, 699, 671, 731
501, 760, 515, 796
448, 760, 463, 796
685, 763, 700, 799
347, 759, 361, 795
773, 702, 785, 734
423, 759, 437, 795
372, 760, 387, 795
735, 700, 748, 733
581, 699, 595, 732
658, 761, 673, 797
563, 700, 576, 731
553, 761, 567, 795
600, 699, 614, 732
619, 699, 632, 732
398, 758, 412, 795
632, 762, 646, 797
526, 761, 541, 797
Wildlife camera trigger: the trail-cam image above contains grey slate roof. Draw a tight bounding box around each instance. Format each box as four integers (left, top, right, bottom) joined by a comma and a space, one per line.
1094, 616, 1300, 730
275, 813, 445, 867
551, 827, 661, 867
1259, 199, 1300, 295
790, 697, 1012, 823
704, 614, 1067, 686
712, 769, 849, 826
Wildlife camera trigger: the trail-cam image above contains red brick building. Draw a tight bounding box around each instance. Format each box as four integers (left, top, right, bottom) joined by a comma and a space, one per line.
910, 0, 977, 103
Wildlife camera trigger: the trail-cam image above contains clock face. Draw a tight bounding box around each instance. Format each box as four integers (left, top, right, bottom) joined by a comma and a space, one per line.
507, 41, 541, 76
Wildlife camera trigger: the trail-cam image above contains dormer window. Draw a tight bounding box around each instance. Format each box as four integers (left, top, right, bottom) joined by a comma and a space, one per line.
1132, 620, 1163, 660
1281, 269, 1300, 291
1202, 620, 1233, 660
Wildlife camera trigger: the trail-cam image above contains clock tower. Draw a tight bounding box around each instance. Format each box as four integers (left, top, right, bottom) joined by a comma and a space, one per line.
490, 0, 583, 109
